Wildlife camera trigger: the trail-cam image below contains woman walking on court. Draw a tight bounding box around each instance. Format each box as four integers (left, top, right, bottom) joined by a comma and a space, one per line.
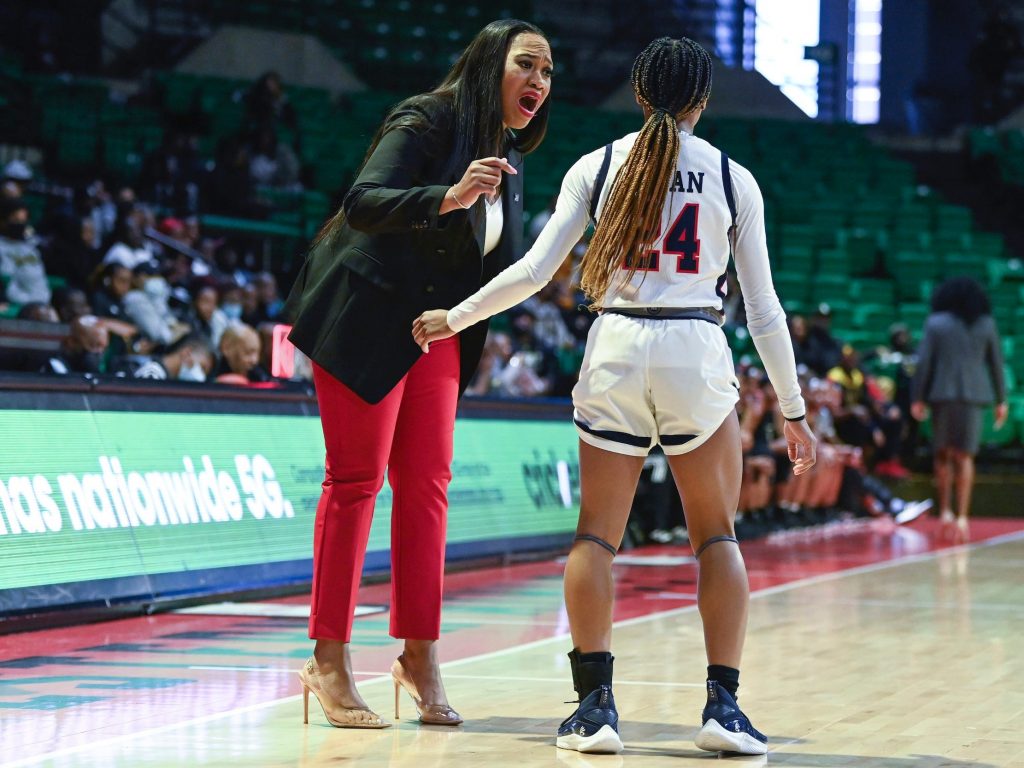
414, 36, 815, 755
911, 276, 1008, 542
284, 19, 552, 728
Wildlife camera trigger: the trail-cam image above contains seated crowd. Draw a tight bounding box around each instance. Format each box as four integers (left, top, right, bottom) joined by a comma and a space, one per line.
0, 169, 292, 384
729, 312, 925, 538
1, 65, 920, 535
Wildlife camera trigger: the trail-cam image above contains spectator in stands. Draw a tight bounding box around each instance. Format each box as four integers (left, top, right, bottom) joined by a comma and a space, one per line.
102, 215, 152, 270
213, 244, 253, 287
804, 304, 843, 376
16, 302, 59, 323
182, 216, 202, 250
208, 136, 262, 218
789, 314, 811, 369
826, 343, 906, 477
912, 277, 1008, 542
133, 333, 215, 382
254, 271, 284, 322
89, 180, 120, 245
464, 331, 513, 396
139, 128, 203, 214
45, 214, 99, 289
0, 198, 51, 305
189, 283, 229, 349
122, 260, 189, 346
247, 126, 302, 190
218, 280, 245, 322
243, 71, 298, 142
240, 282, 262, 326
215, 322, 269, 383
865, 322, 917, 455
90, 262, 133, 320
2, 160, 33, 197
827, 345, 884, 450
521, 283, 574, 351
43, 314, 109, 375
51, 286, 92, 324
501, 307, 557, 396
736, 367, 777, 529
286, 19, 552, 728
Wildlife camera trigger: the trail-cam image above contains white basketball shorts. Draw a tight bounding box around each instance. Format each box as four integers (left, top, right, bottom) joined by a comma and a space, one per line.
572, 313, 740, 457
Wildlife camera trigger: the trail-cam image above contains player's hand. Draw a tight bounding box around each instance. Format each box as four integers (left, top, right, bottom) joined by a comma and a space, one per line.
412, 309, 454, 353
911, 401, 928, 422
784, 417, 817, 475
994, 401, 1009, 430
451, 157, 517, 207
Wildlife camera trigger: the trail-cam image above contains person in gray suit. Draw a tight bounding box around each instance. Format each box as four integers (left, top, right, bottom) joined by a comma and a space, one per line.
911, 277, 1008, 540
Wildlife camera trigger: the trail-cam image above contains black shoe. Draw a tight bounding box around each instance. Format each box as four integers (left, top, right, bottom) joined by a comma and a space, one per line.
556, 684, 623, 754
695, 680, 767, 755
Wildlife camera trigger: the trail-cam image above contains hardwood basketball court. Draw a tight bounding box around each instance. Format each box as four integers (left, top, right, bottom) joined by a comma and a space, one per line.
3, 518, 1022, 767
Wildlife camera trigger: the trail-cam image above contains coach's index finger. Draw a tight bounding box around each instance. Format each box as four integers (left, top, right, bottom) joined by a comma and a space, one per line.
480, 157, 517, 175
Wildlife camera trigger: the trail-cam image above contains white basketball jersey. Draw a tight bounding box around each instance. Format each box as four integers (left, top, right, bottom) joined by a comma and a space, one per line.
446, 126, 805, 420
591, 130, 739, 310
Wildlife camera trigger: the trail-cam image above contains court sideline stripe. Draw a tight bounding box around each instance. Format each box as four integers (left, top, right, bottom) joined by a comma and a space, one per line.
6, 529, 1023, 768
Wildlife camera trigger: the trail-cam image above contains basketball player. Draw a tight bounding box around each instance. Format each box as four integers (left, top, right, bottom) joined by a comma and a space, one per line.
413, 37, 815, 755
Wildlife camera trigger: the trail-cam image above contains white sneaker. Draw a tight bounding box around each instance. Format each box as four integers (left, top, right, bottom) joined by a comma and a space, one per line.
894, 499, 933, 525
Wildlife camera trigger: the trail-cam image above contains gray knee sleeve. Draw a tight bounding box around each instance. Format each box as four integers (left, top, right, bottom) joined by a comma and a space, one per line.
694, 535, 739, 559
574, 534, 618, 557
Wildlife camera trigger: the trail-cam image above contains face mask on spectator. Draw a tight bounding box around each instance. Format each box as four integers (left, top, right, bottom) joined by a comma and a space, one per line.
222, 302, 243, 321
143, 276, 170, 301
4, 222, 27, 240
178, 360, 206, 382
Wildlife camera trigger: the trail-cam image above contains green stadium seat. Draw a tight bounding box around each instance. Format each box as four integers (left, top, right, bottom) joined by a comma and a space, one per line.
852, 303, 897, 333
849, 278, 896, 305
817, 248, 851, 276
898, 302, 930, 330
773, 271, 810, 304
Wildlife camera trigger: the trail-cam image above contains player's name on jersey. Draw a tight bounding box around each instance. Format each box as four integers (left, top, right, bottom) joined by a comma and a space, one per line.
670, 170, 705, 194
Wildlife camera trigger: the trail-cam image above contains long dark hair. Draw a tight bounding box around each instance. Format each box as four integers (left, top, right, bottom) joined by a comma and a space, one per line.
315, 19, 549, 245
930, 276, 992, 326
580, 37, 712, 307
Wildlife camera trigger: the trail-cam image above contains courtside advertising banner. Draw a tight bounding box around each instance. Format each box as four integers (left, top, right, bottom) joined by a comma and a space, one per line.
0, 409, 579, 611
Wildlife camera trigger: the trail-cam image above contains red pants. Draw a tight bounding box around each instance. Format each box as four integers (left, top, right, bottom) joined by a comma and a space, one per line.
309, 337, 460, 642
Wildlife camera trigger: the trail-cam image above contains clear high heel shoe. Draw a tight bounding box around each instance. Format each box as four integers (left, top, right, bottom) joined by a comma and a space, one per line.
939, 509, 956, 541
391, 654, 463, 725
299, 657, 390, 729
954, 515, 970, 543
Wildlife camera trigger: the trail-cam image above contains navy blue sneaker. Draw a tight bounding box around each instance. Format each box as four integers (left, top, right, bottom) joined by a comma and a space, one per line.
695, 680, 768, 755
556, 685, 623, 754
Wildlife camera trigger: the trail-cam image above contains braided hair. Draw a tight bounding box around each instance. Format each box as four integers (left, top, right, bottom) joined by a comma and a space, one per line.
580, 37, 713, 307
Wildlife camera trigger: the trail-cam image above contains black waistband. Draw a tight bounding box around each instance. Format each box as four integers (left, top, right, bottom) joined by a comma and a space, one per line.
603, 306, 725, 326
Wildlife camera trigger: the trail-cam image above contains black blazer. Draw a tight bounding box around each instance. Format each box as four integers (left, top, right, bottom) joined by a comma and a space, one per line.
283, 108, 525, 404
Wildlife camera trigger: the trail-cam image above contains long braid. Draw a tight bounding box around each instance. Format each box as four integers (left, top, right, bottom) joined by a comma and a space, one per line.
580, 37, 713, 307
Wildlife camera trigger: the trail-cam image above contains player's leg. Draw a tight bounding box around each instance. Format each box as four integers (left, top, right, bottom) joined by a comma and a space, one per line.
566, 440, 646, 650
952, 448, 974, 541
666, 411, 767, 755
557, 439, 645, 755
934, 446, 955, 533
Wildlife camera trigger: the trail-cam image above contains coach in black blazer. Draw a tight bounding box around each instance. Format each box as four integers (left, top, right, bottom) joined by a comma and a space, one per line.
286, 20, 553, 730
285, 117, 524, 403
